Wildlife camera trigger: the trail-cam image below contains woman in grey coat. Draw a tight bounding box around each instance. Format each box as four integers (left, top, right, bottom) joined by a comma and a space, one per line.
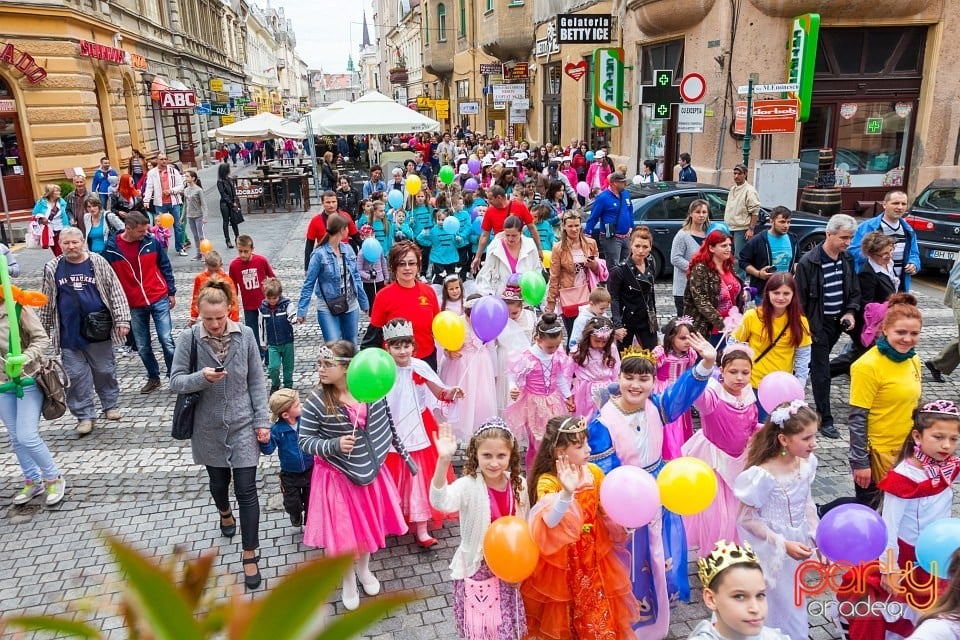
670, 199, 710, 316
169, 277, 269, 589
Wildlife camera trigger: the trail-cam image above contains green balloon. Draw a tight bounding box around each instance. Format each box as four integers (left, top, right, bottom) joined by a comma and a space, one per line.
346, 348, 397, 403
519, 270, 547, 306
438, 164, 455, 185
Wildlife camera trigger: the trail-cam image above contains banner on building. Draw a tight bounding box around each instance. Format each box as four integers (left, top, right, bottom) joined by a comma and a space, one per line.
557, 14, 613, 44
591, 47, 624, 128
156, 90, 197, 110
502, 63, 529, 80
787, 13, 819, 122
209, 79, 224, 92
459, 101, 479, 115
734, 99, 800, 134
492, 84, 527, 102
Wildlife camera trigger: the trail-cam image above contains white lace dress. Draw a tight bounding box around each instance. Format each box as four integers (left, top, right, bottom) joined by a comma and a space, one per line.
733, 455, 819, 640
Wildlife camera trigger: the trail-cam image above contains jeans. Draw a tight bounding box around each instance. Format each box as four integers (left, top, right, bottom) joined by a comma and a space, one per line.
0, 384, 60, 482
187, 217, 204, 254
98, 193, 109, 210
206, 466, 260, 551
731, 229, 748, 279
810, 316, 844, 428
268, 342, 295, 389
61, 340, 119, 420
317, 307, 360, 345
599, 234, 629, 269
130, 297, 176, 380
155, 203, 184, 251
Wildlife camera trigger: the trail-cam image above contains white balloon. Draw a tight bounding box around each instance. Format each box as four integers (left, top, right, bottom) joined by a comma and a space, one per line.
632, 175, 643, 185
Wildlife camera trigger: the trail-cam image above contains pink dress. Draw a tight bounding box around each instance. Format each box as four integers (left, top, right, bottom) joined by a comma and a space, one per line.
682, 378, 760, 558
440, 322, 499, 441
303, 403, 408, 556
653, 346, 698, 460
569, 344, 620, 422
504, 346, 571, 462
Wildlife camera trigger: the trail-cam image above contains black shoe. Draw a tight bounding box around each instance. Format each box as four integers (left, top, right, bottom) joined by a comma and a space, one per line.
819, 424, 841, 439
290, 511, 303, 527
242, 554, 261, 590
271, 385, 280, 395
219, 511, 237, 538
225, 239, 234, 248
925, 360, 946, 383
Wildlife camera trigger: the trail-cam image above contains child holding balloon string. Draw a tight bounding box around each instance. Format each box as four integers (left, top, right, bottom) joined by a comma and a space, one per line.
418, 200, 463, 285
733, 399, 821, 640
504, 312, 574, 467
494, 283, 536, 416
430, 418, 530, 640
585, 336, 717, 638
682, 344, 761, 558
298, 340, 418, 611
407, 191, 434, 277
358, 199, 394, 257
439, 294, 498, 442
522, 415, 640, 639
569, 316, 620, 422
653, 316, 699, 460
357, 225, 389, 310
381, 318, 463, 548
834, 400, 960, 640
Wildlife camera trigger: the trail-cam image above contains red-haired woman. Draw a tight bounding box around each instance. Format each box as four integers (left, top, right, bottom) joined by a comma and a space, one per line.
731, 272, 812, 419
683, 230, 746, 344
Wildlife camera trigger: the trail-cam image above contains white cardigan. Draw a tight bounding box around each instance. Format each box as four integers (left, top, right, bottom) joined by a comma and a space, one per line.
430, 472, 530, 580
142, 165, 185, 208
475, 234, 542, 296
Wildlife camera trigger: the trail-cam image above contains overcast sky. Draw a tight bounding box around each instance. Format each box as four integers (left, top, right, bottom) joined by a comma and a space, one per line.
269, 0, 374, 73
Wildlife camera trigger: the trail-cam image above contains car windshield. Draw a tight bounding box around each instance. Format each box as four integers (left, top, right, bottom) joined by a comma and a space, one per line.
917, 188, 960, 211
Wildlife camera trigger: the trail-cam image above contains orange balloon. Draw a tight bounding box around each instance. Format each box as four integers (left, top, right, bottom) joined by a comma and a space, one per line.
157, 213, 174, 229
199, 239, 213, 253
483, 515, 539, 583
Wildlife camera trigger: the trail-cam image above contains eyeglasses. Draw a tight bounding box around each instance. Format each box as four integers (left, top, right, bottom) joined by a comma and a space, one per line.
396, 260, 419, 268
317, 360, 346, 369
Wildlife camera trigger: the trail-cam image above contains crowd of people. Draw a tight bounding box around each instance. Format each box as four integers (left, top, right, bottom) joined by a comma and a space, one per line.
6, 136, 960, 640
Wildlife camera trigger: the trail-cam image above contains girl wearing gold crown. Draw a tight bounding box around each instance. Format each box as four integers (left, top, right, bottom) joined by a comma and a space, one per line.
586, 333, 717, 638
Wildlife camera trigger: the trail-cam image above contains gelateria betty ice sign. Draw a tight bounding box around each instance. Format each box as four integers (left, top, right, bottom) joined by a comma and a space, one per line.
556, 14, 613, 44
0, 43, 46, 84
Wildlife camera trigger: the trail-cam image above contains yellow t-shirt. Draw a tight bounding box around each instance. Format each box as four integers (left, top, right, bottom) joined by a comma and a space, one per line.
849, 348, 922, 454
732, 309, 812, 388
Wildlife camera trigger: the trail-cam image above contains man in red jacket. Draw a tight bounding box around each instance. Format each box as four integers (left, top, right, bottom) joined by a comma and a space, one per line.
102, 211, 177, 394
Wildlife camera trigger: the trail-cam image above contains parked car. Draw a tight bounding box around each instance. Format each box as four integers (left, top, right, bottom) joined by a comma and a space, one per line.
580, 182, 829, 277
904, 179, 960, 271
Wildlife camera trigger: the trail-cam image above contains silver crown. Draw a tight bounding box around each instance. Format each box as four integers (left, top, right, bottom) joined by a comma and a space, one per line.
382, 319, 414, 342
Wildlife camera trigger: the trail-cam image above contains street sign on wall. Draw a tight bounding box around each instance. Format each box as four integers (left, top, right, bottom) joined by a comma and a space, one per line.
677, 104, 705, 133
459, 101, 479, 114
492, 84, 527, 102
591, 47, 624, 128
734, 99, 799, 134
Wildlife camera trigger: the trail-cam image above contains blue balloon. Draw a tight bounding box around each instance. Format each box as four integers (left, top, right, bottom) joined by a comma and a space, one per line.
707, 221, 731, 236
916, 517, 960, 577
387, 189, 404, 210
585, 151, 595, 162
361, 237, 383, 262
442, 216, 460, 235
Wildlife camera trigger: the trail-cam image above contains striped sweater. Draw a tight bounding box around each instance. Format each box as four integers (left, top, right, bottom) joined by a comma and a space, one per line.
299, 393, 417, 486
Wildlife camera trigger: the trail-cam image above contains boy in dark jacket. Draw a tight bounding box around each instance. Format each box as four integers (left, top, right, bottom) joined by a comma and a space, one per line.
258, 277, 296, 393
260, 389, 312, 527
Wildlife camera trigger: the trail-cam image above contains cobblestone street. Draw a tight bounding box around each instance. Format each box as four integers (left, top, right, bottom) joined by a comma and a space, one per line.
1, 193, 958, 639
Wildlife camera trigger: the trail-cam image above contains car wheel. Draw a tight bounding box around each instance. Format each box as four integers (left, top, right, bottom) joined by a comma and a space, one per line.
649, 249, 663, 279
798, 234, 824, 259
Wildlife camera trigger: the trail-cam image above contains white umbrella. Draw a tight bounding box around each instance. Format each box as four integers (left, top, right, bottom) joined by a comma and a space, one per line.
316, 91, 440, 135
214, 112, 305, 141
304, 100, 352, 136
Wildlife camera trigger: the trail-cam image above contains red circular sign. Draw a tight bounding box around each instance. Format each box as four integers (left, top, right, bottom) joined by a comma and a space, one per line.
680, 73, 706, 103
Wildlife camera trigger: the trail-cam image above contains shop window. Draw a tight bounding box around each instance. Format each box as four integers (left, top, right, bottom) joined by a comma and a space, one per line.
485, 0, 493, 13
424, 5, 429, 45
543, 62, 560, 145
816, 27, 925, 78
456, 80, 470, 98
438, 4, 447, 41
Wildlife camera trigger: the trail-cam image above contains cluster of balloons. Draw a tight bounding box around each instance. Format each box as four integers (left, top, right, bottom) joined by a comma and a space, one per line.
600, 457, 718, 528
156, 212, 175, 229
757, 371, 805, 413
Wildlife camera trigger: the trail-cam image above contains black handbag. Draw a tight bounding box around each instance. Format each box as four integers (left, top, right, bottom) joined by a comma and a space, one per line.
172, 330, 201, 440
322, 252, 349, 315
59, 260, 113, 342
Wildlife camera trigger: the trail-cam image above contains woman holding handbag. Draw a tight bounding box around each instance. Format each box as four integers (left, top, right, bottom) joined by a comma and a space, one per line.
546, 212, 602, 336
216, 163, 242, 249
297, 213, 369, 345
608, 226, 659, 349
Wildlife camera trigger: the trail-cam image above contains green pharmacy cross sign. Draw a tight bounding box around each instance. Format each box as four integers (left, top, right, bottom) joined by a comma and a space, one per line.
639, 70, 683, 120
865, 117, 883, 135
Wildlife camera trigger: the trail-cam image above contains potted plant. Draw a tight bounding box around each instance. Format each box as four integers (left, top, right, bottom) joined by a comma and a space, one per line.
389, 51, 408, 85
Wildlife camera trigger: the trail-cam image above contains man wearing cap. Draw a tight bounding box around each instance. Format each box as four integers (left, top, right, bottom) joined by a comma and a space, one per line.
470, 185, 543, 273
724, 163, 760, 279
584, 172, 633, 266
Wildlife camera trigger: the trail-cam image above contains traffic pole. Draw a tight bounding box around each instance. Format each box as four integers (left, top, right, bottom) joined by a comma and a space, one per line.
742, 78, 754, 169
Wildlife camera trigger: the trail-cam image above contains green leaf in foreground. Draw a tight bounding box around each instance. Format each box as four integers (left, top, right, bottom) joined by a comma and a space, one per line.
4, 615, 102, 639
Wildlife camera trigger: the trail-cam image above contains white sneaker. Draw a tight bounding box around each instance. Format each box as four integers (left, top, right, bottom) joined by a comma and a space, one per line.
45, 476, 66, 506
13, 481, 44, 505
341, 574, 360, 610
178, 249, 189, 257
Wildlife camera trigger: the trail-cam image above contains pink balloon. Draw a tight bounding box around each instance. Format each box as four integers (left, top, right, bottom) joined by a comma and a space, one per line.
576, 181, 590, 198
464, 178, 479, 192
599, 466, 661, 528
471, 295, 509, 343
757, 371, 805, 413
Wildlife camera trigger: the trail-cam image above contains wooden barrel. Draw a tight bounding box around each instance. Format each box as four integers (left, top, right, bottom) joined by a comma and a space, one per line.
818, 148, 835, 172
799, 187, 843, 217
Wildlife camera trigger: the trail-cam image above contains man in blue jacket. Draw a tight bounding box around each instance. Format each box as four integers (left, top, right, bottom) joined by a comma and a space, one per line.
584, 171, 633, 266
849, 190, 919, 291
91, 157, 118, 210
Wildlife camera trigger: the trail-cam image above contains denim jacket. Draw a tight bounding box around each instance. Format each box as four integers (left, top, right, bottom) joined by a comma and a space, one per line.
258, 418, 314, 474
297, 241, 369, 317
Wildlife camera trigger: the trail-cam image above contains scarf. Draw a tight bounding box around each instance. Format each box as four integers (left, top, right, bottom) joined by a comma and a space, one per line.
875, 335, 915, 362
914, 444, 960, 487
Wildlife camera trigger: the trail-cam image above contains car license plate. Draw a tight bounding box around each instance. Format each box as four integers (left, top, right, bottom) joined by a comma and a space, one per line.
929, 250, 956, 260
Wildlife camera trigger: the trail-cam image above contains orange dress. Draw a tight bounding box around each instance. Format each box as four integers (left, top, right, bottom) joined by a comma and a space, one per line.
521, 463, 639, 640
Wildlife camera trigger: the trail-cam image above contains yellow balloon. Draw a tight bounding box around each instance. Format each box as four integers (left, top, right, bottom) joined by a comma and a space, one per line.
406, 174, 422, 196
199, 239, 213, 253
656, 457, 718, 516
541, 249, 552, 269
432, 310, 466, 351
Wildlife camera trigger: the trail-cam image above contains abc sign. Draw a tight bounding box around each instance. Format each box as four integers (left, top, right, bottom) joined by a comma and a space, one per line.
158, 90, 198, 110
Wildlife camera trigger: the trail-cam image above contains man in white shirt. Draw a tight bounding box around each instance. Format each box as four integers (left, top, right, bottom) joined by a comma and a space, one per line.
724, 163, 760, 279
142, 154, 187, 256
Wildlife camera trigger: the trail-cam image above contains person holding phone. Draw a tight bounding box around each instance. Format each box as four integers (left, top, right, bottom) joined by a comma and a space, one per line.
738, 206, 798, 304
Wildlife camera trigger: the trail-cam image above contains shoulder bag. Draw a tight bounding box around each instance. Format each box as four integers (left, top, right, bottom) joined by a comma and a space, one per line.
172, 329, 201, 440
34, 358, 69, 420
59, 260, 113, 342
321, 251, 349, 315
753, 321, 789, 364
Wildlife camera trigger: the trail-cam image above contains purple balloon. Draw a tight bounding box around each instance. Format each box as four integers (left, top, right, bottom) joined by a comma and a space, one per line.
471, 295, 509, 343
816, 503, 888, 565
506, 273, 521, 287
467, 158, 481, 174
464, 177, 479, 192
